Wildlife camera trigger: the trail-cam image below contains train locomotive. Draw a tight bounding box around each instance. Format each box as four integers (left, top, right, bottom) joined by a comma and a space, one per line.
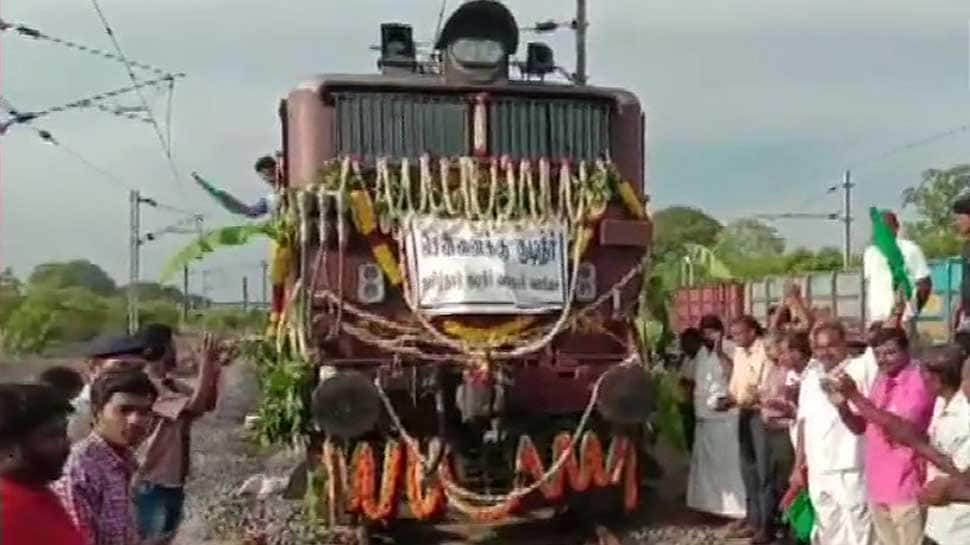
268, 0, 655, 533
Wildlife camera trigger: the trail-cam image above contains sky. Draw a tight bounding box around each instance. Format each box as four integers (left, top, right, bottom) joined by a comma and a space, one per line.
2, 0, 970, 301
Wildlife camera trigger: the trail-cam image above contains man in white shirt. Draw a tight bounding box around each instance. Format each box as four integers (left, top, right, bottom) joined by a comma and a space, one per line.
862, 211, 931, 328
792, 322, 876, 545
920, 346, 970, 522
685, 318, 747, 520
920, 345, 970, 545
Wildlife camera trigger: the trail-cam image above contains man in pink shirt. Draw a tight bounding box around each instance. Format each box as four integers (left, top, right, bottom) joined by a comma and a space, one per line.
836, 327, 935, 545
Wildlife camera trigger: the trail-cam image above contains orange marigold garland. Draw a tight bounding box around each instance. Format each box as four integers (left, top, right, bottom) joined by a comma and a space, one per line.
514, 432, 638, 511
560, 431, 609, 491
346, 441, 405, 521
404, 443, 447, 520
321, 433, 638, 523
605, 436, 639, 513
514, 435, 566, 500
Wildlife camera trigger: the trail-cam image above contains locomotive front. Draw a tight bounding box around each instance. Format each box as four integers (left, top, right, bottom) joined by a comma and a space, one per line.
277, 0, 654, 526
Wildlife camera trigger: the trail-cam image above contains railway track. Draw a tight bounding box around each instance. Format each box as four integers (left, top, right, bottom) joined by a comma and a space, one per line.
366, 510, 625, 545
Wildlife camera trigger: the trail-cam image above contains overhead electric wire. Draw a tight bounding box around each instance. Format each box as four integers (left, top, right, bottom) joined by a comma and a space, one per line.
86, 101, 151, 124
0, 18, 170, 76
848, 121, 970, 171
0, 97, 202, 218
765, 120, 970, 219
88, 0, 184, 184
433, 1, 448, 43
0, 73, 182, 129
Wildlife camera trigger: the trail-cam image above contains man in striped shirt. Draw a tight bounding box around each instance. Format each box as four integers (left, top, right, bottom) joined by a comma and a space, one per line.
55, 370, 157, 545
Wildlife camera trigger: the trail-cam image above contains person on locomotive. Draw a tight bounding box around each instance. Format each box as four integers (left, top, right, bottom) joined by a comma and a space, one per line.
190, 155, 279, 219
190, 155, 287, 332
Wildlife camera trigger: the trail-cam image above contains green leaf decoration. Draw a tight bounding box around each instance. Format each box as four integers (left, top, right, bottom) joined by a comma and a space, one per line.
654, 370, 688, 452
160, 222, 280, 282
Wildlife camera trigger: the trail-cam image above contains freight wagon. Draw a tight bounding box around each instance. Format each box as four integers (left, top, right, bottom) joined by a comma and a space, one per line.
673, 258, 963, 345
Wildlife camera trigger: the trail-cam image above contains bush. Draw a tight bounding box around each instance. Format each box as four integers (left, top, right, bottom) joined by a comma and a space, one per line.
2, 286, 108, 354
140, 300, 181, 330
192, 308, 266, 334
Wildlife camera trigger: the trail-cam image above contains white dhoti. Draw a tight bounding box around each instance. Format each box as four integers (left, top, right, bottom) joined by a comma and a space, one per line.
686, 416, 747, 518
685, 347, 747, 519
808, 469, 875, 545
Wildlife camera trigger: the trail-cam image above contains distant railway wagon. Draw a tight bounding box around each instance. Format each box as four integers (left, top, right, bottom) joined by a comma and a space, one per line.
673, 258, 963, 344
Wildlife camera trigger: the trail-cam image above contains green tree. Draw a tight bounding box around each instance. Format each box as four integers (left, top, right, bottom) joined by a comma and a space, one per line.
29, 260, 117, 296
2, 286, 108, 354
122, 282, 185, 302
716, 219, 785, 257
0, 267, 22, 327
902, 164, 970, 258
715, 218, 786, 278
652, 206, 723, 258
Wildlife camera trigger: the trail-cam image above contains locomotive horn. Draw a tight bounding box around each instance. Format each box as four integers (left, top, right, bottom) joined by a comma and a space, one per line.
311, 371, 381, 439
595, 365, 656, 424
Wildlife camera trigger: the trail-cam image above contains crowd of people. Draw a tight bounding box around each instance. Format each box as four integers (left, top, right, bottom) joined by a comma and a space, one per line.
0, 155, 277, 545
677, 198, 970, 544
0, 324, 234, 545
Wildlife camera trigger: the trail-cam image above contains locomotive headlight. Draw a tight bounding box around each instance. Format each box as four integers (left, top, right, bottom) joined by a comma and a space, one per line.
451, 38, 505, 67
357, 262, 385, 304
435, 0, 519, 84
575, 262, 597, 303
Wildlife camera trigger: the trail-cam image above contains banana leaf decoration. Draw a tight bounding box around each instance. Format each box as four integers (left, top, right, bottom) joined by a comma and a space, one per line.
654, 370, 688, 452
160, 221, 282, 282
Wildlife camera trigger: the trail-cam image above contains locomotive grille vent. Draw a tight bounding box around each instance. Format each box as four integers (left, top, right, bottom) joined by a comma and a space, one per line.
331, 91, 611, 160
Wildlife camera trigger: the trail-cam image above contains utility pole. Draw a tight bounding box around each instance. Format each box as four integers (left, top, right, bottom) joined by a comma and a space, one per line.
242, 276, 249, 312
201, 269, 211, 306
128, 190, 142, 334
574, 0, 588, 85
260, 260, 268, 305
842, 169, 853, 269
182, 265, 190, 321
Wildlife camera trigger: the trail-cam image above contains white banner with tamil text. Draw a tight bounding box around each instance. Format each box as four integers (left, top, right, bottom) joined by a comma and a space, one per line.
404, 217, 568, 315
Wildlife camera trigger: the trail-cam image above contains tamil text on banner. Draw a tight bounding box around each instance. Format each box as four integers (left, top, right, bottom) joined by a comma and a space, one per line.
404, 217, 568, 315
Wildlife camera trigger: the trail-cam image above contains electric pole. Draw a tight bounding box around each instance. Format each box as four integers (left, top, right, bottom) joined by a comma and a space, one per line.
128, 190, 142, 334
201, 269, 211, 306
242, 276, 249, 312
842, 169, 853, 269
182, 265, 190, 321
260, 260, 268, 306
575, 0, 587, 85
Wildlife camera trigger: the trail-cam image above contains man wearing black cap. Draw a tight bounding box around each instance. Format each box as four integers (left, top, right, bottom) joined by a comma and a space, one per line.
0, 383, 83, 545
67, 333, 151, 443
951, 195, 970, 352
133, 327, 234, 544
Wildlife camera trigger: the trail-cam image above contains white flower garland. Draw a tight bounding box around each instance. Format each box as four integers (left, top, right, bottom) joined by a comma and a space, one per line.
439, 157, 459, 216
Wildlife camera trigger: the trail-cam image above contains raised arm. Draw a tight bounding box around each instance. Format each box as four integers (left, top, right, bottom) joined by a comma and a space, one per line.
191, 172, 270, 218
184, 334, 233, 416
836, 375, 960, 474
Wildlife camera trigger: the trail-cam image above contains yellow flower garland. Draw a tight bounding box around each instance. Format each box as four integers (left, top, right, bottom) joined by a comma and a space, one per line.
441, 316, 537, 346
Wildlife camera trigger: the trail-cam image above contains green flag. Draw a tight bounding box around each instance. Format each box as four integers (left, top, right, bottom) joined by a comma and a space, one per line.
191, 173, 255, 216
783, 489, 815, 542
870, 207, 913, 300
